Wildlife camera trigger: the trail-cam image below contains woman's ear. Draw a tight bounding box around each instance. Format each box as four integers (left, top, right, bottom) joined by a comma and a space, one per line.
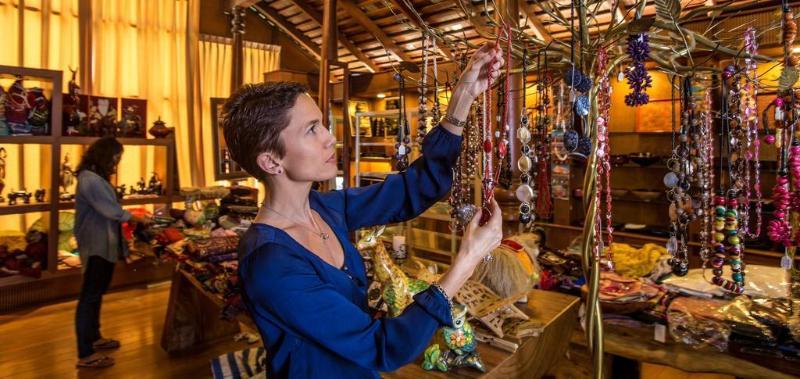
257, 152, 283, 175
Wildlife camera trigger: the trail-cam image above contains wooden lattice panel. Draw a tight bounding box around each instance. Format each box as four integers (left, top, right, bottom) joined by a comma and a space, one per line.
455, 280, 529, 338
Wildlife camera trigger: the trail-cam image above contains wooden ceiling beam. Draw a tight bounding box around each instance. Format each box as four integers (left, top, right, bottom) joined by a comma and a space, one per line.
522, 4, 553, 43
338, 0, 413, 63
606, 0, 626, 23
386, 0, 455, 61
287, 0, 380, 72
252, 4, 321, 60
228, 0, 260, 8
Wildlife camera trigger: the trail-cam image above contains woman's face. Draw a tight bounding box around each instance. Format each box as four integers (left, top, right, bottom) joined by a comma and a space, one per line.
277, 94, 337, 182
111, 152, 122, 173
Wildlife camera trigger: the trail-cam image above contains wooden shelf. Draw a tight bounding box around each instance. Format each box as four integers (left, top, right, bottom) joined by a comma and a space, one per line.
60, 136, 174, 146
360, 156, 392, 162
418, 210, 451, 222
0, 202, 51, 215
410, 244, 454, 257
0, 136, 57, 144
57, 195, 182, 210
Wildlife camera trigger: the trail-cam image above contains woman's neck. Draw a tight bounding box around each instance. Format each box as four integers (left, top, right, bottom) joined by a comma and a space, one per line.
258, 178, 315, 223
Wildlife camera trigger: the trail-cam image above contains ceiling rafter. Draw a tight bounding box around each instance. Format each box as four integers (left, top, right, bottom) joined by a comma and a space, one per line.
338, 0, 414, 63
287, 0, 380, 72
252, 4, 321, 60
386, 0, 455, 60
522, 4, 553, 43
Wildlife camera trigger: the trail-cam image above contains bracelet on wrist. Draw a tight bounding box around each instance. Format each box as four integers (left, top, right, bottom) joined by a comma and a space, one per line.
442, 113, 467, 128
430, 282, 454, 314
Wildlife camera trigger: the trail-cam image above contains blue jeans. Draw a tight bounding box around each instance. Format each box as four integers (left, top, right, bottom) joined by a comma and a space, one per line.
75, 256, 115, 358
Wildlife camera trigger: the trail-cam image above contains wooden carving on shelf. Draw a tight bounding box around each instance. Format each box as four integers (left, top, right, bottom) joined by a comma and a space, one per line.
455, 280, 529, 338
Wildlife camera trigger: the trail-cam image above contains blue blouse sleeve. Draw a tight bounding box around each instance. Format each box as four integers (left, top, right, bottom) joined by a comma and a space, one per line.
320, 124, 462, 231
241, 246, 453, 372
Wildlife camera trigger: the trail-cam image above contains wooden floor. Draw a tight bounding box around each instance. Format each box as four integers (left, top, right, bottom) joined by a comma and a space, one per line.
0, 283, 252, 379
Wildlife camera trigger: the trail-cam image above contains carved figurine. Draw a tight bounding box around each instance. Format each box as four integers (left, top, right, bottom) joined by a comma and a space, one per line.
87, 97, 117, 136
135, 177, 146, 194
356, 226, 429, 317
8, 189, 32, 205
118, 104, 143, 137
34, 188, 46, 203
26, 87, 50, 135
115, 184, 127, 199
0, 86, 8, 135
148, 117, 173, 138
63, 67, 83, 136
0, 147, 5, 202
5, 78, 31, 134
422, 303, 485, 372
148, 172, 163, 195
60, 153, 75, 196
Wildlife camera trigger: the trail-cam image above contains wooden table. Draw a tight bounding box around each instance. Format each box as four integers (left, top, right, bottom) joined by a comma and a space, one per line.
384, 289, 580, 379
162, 269, 580, 379
570, 323, 798, 379
161, 269, 249, 353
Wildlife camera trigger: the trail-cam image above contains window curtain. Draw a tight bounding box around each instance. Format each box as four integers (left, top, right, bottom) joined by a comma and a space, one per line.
197, 35, 280, 187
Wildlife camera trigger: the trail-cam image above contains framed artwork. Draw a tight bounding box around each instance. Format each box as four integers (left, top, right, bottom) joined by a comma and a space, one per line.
634, 99, 681, 133
118, 98, 147, 138
84, 96, 118, 136
211, 97, 250, 181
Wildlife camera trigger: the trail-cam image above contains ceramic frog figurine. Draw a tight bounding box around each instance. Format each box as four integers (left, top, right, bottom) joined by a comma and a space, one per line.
356, 226, 428, 317
422, 303, 485, 372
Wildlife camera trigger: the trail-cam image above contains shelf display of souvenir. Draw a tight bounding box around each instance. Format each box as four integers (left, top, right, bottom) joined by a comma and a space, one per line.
123, 172, 164, 199
59, 153, 76, 201
148, 117, 174, 138
118, 98, 147, 138
82, 96, 117, 136
1, 77, 52, 136
62, 68, 84, 136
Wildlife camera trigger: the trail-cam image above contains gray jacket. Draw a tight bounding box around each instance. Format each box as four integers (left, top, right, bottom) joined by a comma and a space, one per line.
74, 170, 131, 270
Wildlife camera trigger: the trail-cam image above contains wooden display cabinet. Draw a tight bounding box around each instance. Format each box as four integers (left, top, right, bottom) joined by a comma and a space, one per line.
0, 65, 177, 311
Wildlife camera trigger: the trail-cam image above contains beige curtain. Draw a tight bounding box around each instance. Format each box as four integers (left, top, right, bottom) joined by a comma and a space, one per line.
197, 35, 280, 187
87, 0, 191, 188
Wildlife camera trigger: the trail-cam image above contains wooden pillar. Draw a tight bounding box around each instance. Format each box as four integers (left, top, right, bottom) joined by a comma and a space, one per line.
496, 0, 523, 177
228, 6, 246, 94
319, 0, 338, 127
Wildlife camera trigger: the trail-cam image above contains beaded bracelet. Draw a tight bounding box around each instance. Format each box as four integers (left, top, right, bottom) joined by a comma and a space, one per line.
430, 282, 454, 316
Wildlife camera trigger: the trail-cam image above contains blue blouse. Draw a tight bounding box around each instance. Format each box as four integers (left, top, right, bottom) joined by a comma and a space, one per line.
238, 125, 462, 378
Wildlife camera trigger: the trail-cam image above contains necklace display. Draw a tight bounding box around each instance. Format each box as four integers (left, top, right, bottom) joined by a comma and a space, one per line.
417, 34, 431, 144
516, 50, 534, 225
709, 73, 748, 293
594, 46, 613, 270
534, 52, 553, 221
665, 76, 703, 277
449, 104, 479, 231
743, 28, 762, 239
395, 72, 411, 171
478, 27, 510, 226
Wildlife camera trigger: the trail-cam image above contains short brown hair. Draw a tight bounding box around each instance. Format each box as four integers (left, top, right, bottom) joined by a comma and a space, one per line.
221, 82, 308, 181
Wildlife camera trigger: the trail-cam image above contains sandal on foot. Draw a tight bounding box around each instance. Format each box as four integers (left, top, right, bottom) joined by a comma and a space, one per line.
93, 338, 120, 350
76, 355, 115, 368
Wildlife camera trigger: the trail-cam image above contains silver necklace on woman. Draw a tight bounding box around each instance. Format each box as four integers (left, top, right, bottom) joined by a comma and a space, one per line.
265, 206, 331, 240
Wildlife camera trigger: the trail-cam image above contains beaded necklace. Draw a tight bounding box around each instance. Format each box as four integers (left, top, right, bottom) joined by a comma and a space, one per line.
517, 49, 534, 225
594, 46, 613, 270
394, 72, 411, 171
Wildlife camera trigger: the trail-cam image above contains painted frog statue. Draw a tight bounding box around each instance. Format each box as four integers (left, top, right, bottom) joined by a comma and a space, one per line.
422, 303, 485, 372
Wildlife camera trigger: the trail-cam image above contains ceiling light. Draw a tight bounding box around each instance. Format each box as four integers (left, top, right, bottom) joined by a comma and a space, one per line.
451, 24, 462, 31
376, 93, 386, 98
793, 47, 800, 54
